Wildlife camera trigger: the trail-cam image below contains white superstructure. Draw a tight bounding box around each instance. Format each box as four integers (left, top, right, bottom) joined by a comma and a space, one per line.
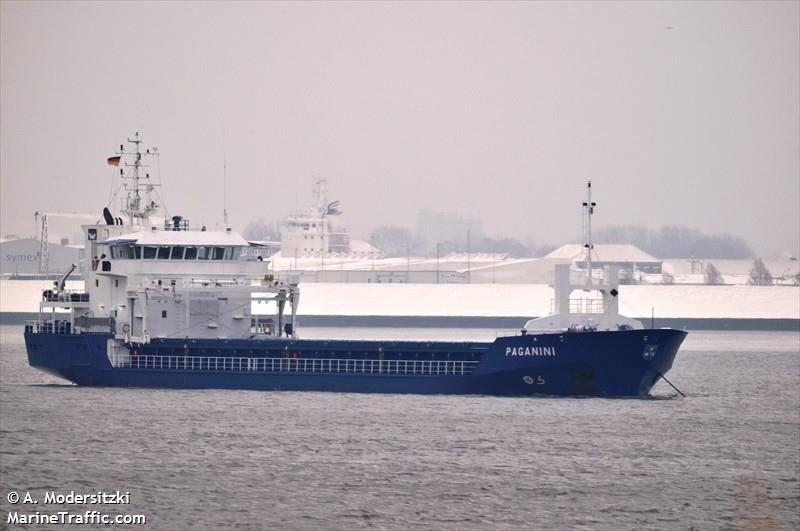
38, 133, 299, 344
280, 178, 350, 257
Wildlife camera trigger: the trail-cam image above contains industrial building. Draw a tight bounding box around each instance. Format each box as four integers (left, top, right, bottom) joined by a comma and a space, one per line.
0, 237, 81, 277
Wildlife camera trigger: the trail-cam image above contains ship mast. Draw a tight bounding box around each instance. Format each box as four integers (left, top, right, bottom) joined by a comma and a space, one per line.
582, 180, 596, 287
312, 177, 327, 216
118, 132, 159, 226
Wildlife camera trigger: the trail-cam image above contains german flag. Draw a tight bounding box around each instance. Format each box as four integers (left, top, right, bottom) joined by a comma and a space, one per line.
107, 156, 121, 167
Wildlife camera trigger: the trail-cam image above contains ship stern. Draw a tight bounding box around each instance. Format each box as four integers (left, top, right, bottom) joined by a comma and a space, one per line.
24, 324, 112, 385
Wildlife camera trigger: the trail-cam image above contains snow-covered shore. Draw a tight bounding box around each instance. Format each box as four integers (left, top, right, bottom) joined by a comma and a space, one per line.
2, 279, 798, 320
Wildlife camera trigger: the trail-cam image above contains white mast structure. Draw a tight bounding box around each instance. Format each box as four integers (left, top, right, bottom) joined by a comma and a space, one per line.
312, 177, 327, 217
582, 180, 596, 287
117, 132, 160, 227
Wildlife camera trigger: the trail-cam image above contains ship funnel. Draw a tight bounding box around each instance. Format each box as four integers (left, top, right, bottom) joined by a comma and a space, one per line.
102, 207, 115, 225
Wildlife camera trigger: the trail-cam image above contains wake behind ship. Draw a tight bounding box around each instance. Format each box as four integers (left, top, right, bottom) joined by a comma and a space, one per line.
24, 133, 686, 397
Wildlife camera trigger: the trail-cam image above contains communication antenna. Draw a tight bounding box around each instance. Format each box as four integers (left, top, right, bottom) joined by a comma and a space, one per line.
222, 126, 229, 228
582, 180, 596, 287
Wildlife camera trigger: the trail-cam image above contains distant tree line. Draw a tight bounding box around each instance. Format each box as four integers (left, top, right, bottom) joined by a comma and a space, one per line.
369, 225, 555, 258
712, 258, 785, 286
748, 258, 773, 286
242, 219, 280, 241
593, 225, 753, 259
240, 218, 555, 258
369, 226, 415, 257
704, 263, 724, 285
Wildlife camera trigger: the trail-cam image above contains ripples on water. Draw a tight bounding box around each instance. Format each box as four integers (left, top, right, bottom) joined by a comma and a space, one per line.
1, 325, 798, 530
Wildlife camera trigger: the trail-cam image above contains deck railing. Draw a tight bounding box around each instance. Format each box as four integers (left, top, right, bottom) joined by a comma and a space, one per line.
109, 354, 479, 376
25, 320, 74, 335
42, 289, 90, 303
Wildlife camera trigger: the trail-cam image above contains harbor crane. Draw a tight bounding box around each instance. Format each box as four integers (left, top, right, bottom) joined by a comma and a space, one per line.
34, 211, 99, 275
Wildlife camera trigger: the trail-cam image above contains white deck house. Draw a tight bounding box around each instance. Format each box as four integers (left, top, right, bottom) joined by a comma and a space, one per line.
280, 179, 351, 257
546, 244, 662, 274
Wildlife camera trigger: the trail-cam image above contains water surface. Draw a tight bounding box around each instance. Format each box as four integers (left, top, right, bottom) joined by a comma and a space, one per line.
1, 326, 798, 530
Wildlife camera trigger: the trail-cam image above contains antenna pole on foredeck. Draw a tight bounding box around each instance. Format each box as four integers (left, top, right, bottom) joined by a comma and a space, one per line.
582, 180, 596, 287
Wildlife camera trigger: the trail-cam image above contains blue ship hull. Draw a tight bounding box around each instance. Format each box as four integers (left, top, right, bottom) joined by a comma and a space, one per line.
24, 326, 686, 397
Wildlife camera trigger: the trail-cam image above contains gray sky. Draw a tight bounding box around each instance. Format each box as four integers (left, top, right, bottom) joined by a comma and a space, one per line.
1, 1, 798, 256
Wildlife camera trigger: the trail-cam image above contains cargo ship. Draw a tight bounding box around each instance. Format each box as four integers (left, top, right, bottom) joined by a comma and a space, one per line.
24, 134, 686, 397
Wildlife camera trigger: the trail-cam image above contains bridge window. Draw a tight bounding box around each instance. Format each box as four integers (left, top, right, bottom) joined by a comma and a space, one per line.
231, 247, 241, 260
184, 247, 197, 260
158, 246, 171, 259
171, 246, 185, 260
197, 246, 210, 260
212, 247, 225, 260
133, 246, 142, 259
143, 246, 157, 259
